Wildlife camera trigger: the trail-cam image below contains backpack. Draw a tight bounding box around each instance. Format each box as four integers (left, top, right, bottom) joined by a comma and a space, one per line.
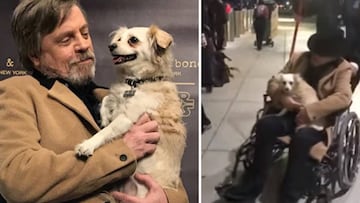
255, 4, 269, 18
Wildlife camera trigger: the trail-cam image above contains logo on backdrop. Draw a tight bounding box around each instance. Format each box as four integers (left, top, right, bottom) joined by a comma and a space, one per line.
174, 58, 197, 117
179, 91, 195, 117
1, 57, 28, 78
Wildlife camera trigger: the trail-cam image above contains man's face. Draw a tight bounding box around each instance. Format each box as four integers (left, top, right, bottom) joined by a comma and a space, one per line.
31, 5, 96, 85
310, 53, 334, 67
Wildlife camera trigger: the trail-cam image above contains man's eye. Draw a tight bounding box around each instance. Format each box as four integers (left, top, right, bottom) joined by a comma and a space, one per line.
60, 37, 70, 44
82, 32, 89, 38
128, 36, 139, 45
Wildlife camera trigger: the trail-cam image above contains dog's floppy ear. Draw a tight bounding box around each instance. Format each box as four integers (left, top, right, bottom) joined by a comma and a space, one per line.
149, 25, 173, 52
272, 73, 282, 81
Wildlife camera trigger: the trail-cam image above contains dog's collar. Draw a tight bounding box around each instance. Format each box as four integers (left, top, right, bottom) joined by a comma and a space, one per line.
125, 76, 164, 88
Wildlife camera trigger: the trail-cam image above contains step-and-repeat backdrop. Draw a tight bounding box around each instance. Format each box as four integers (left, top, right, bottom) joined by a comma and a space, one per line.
0, 1, 199, 202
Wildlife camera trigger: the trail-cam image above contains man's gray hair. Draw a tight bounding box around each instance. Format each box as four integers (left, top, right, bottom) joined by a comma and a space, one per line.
11, 0, 86, 70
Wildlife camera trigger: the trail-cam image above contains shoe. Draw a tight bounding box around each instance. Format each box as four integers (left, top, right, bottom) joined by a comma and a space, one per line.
205, 86, 212, 93
222, 184, 261, 202
202, 118, 212, 133
278, 188, 302, 203
278, 196, 298, 203
222, 172, 263, 202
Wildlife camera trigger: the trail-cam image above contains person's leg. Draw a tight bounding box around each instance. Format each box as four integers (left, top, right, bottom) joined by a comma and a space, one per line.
258, 19, 266, 50
254, 20, 261, 50
223, 112, 296, 201
202, 105, 212, 133
216, 25, 225, 50
254, 19, 265, 50
201, 45, 214, 92
279, 128, 326, 203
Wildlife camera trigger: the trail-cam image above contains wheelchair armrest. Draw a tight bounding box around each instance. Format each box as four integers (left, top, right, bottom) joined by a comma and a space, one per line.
261, 94, 283, 115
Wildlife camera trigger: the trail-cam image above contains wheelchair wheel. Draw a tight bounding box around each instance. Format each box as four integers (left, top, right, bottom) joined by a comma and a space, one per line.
236, 108, 287, 171
269, 41, 274, 47
265, 39, 274, 47
305, 186, 333, 203
337, 112, 360, 190
240, 121, 286, 171
237, 127, 256, 172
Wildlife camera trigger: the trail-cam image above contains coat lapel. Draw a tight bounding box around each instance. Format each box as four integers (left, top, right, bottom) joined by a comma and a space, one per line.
47, 81, 101, 131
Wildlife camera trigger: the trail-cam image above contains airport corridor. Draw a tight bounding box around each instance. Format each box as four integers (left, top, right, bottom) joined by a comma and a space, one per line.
201, 16, 360, 203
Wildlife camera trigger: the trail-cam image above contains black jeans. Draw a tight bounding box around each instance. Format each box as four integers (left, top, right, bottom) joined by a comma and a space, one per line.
252, 112, 326, 201
253, 18, 266, 49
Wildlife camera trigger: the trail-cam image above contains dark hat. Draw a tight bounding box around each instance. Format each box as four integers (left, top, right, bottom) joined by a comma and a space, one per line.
307, 29, 348, 57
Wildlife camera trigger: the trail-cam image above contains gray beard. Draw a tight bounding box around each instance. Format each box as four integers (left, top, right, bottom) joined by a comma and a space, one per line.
39, 63, 96, 86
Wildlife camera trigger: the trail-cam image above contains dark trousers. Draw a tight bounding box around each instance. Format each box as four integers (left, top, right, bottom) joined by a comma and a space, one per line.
253, 18, 266, 49
214, 24, 225, 50
202, 105, 211, 126
252, 112, 326, 202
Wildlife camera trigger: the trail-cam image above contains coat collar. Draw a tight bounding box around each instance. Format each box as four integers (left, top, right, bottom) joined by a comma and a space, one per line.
48, 81, 101, 131
31, 70, 101, 131
295, 53, 345, 96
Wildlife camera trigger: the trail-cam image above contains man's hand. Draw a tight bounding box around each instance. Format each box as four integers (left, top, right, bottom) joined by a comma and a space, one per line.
296, 107, 311, 125
281, 96, 302, 111
111, 173, 168, 203
123, 114, 160, 160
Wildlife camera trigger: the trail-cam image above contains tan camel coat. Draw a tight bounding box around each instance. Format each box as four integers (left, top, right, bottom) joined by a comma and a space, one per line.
268, 51, 353, 161
0, 75, 188, 203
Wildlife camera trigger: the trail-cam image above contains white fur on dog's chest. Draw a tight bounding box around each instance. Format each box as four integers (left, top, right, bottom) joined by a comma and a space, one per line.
108, 83, 163, 121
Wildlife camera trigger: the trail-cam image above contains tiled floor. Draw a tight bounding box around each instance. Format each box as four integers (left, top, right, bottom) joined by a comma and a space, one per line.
201, 17, 360, 203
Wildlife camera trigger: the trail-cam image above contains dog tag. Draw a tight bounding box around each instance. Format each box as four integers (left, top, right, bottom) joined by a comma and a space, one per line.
123, 89, 136, 97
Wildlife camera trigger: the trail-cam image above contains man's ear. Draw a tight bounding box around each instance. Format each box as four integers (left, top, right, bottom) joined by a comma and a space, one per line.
149, 25, 173, 55
29, 55, 40, 67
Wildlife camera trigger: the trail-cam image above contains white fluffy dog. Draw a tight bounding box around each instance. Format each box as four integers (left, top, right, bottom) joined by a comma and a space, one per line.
75, 25, 186, 197
267, 73, 325, 131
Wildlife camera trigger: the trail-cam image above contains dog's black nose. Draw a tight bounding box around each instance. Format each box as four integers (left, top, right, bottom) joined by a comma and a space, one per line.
108, 43, 117, 52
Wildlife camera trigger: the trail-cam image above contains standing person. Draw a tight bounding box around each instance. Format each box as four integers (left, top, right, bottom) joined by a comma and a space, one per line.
253, 0, 269, 50
202, 0, 215, 93
208, 0, 228, 50
0, 0, 189, 202
223, 29, 353, 203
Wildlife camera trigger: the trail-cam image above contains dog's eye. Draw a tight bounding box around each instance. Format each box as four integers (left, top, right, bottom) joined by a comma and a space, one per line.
283, 82, 286, 85
289, 82, 293, 85
117, 38, 121, 41
128, 36, 139, 45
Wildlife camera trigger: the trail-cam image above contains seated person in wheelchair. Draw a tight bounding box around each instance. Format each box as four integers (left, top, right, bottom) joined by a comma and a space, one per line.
223, 28, 354, 203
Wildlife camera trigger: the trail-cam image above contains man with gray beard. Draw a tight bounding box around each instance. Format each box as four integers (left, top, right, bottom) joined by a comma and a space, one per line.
0, 0, 189, 202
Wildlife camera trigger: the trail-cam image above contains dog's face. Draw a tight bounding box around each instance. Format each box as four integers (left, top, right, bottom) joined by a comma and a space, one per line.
279, 73, 295, 93
108, 25, 174, 79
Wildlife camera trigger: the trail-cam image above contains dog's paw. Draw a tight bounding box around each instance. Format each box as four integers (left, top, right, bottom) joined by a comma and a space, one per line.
101, 119, 110, 128
75, 141, 95, 157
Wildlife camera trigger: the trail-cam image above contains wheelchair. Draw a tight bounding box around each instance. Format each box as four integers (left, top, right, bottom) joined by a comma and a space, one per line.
215, 94, 360, 203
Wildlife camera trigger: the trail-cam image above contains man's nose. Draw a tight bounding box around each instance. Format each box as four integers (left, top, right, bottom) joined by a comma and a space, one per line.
75, 36, 91, 52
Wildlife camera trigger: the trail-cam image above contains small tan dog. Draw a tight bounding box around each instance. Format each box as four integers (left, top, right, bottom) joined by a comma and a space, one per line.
267, 73, 325, 131
75, 25, 186, 197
